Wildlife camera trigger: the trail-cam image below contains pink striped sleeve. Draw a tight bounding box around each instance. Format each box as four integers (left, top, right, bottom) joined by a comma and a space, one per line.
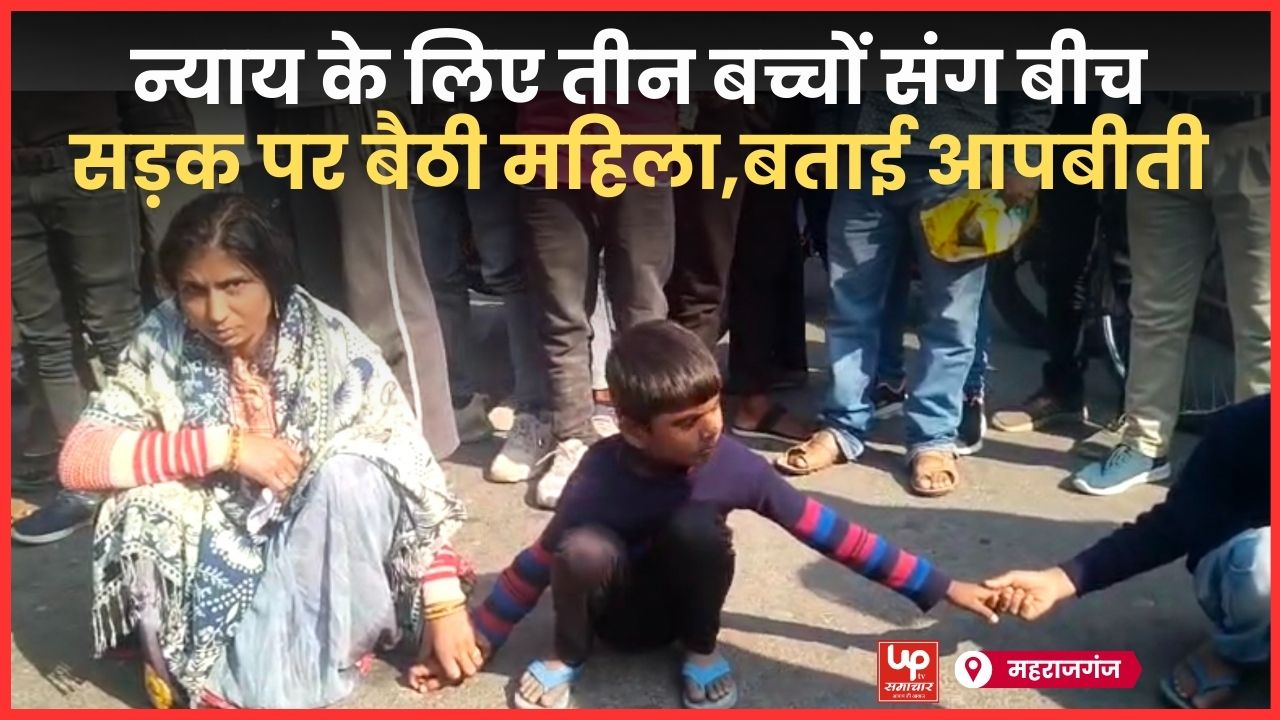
59, 422, 233, 490
421, 544, 468, 607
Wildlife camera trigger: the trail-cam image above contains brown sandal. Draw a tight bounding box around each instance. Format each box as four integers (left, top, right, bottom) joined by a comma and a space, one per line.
910, 450, 959, 497
775, 430, 844, 476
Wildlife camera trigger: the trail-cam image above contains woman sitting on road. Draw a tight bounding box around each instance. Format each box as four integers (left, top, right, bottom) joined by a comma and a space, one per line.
59, 193, 483, 708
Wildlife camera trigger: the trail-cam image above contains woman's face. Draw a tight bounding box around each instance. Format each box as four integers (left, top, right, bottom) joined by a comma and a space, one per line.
177, 246, 274, 356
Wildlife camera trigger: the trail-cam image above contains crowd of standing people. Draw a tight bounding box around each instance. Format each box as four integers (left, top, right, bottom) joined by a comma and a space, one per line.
9, 86, 1270, 709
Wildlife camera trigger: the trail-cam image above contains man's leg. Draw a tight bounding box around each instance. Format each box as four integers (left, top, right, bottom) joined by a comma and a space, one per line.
727, 186, 790, 397
957, 287, 992, 456
10, 173, 85, 443
992, 181, 1098, 433
875, 240, 912, 392
466, 147, 549, 413
333, 152, 459, 459
521, 189, 596, 507
54, 169, 142, 375
905, 209, 987, 458
521, 189, 596, 443
1195, 527, 1271, 665
1041, 182, 1101, 402
599, 185, 677, 331
413, 178, 478, 408
1119, 102, 1217, 461
666, 125, 745, 350
587, 270, 614, 395
1206, 115, 1271, 402
814, 183, 906, 462
10, 171, 124, 544
962, 281, 990, 401
1072, 160, 1207, 495
1166, 527, 1272, 708
724, 185, 811, 440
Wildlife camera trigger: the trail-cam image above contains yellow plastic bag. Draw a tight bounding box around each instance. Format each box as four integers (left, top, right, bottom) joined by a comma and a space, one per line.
916, 189, 1038, 263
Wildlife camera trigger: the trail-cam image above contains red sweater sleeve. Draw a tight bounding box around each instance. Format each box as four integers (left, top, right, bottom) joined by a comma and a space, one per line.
58, 421, 233, 490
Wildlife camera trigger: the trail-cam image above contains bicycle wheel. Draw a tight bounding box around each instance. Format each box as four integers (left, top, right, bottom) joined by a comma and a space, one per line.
1096, 246, 1235, 427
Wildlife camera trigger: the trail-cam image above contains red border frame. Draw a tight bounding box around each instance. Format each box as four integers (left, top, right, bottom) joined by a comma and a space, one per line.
1, 0, 1276, 715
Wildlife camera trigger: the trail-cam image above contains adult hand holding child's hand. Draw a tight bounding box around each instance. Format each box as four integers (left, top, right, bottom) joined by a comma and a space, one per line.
407, 612, 491, 694
945, 580, 1001, 624
982, 567, 1078, 621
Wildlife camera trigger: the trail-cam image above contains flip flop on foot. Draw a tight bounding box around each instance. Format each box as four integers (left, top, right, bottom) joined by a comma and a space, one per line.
730, 403, 813, 442
1160, 642, 1242, 709
513, 659, 581, 710
682, 651, 738, 709
910, 450, 959, 497
775, 430, 844, 476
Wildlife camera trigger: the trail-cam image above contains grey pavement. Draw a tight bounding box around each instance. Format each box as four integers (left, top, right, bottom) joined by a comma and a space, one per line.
9, 259, 1269, 709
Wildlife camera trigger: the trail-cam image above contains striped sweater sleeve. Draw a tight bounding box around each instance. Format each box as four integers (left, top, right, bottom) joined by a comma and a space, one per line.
421, 544, 469, 608
58, 421, 234, 490
470, 539, 554, 649
753, 470, 951, 611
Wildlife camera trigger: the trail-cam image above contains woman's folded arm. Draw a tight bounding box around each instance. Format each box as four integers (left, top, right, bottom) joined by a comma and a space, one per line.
59, 421, 234, 490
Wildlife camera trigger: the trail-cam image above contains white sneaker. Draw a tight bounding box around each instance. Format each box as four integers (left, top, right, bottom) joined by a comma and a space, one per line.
590, 404, 619, 440
487, 413, 552, 484
455, 395, 494, 444
535, 438, 588, 509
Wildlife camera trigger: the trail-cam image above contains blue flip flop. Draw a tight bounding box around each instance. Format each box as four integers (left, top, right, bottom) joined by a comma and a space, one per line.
681, 656, 739, 710
1159, 655, 1241, 709
513, 660, 582, 710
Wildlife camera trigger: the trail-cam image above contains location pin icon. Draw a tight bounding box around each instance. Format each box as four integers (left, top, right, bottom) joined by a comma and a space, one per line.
965, 657, 982, 681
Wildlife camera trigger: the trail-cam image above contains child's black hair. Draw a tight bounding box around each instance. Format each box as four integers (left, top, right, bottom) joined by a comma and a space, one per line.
605, 320, 723, 424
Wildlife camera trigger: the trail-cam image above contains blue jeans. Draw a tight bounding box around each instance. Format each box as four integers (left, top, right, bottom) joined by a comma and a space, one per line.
412, 145, 547, 411
877, 247, 989, 400
822, 157, 988, 459
1194, 526, 1271, 664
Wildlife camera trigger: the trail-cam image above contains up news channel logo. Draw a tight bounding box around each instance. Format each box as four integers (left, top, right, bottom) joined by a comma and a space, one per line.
877, 642, 1142, 703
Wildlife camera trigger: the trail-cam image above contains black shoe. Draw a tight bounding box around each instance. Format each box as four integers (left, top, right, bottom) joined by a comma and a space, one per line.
957, 396, 986, 456
11, 491, 97, 545
872, 382, 907, 419
990, 388, 1088, 433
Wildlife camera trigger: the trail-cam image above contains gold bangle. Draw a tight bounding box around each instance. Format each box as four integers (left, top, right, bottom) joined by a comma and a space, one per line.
424, 601, 466, 621
226, 427, 242, 472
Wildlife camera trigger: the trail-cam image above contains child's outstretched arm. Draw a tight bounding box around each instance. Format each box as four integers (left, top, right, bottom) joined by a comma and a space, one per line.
409, 533, 561, 693
752, 467, 998, 622
471, 537, 556, 650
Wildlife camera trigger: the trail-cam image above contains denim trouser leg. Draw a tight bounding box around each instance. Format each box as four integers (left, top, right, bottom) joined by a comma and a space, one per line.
876, 240, 912, 389
963, 275, 992, 400
905, 210, 988, 455
821, 157, 988, 459
1193, 526, 1271, 664
820, 186, 905, 460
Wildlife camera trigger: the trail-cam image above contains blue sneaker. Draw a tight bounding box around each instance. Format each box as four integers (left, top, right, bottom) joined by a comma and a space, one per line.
1072, 445, 1171, 496
11, 491, 97, 545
